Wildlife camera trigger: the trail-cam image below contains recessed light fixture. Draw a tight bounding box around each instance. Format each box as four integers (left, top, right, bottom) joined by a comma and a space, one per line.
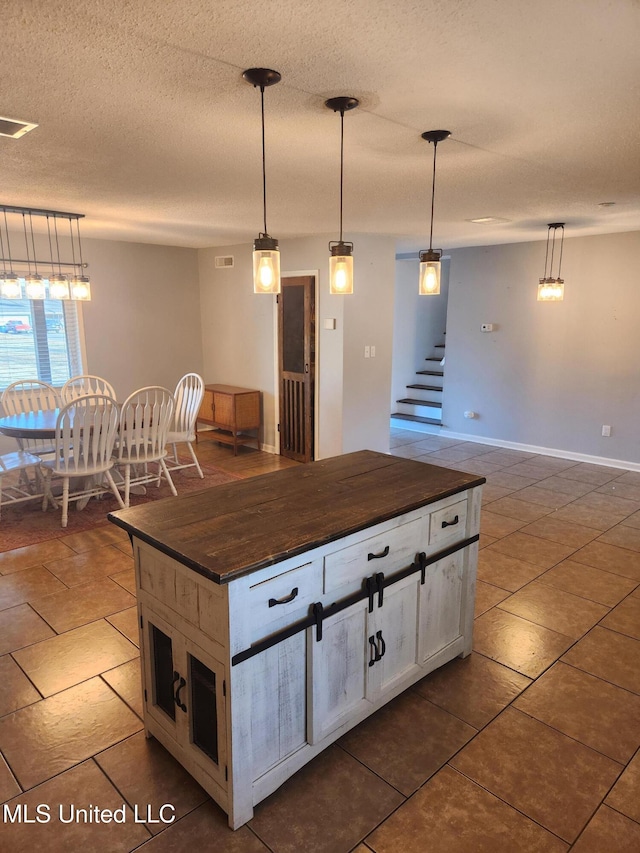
598, 202, 616, 208
468, 216, 512, 224
0, 115, 38, 139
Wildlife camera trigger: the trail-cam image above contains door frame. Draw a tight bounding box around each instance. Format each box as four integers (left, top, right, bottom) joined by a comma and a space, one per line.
272, 270, 319, 460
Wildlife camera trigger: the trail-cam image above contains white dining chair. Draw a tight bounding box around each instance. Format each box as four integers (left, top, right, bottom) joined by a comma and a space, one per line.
114, 386, 177, 508
0, 379, 61, 461
165, 373, 205, 478
40, 394, 125, 527
0, 450, 44, 519
61, 375, 116, 404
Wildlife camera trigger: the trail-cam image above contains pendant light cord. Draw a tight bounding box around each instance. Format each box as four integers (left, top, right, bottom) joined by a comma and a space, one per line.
544, 227, 551, 278
557, 224, 564, 278
260, 85, 268, 235
339, 108, 345, 242
429, 140, 439, 251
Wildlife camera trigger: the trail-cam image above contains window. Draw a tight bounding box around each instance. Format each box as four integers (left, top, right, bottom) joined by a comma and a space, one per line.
0, 296, 84, 391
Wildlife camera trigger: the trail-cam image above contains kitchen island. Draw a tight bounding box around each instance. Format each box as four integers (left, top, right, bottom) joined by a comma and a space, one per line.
108, 450, 484, 829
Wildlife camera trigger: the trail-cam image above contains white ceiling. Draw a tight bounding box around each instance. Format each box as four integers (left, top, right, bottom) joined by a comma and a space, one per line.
3, 0, 640, 252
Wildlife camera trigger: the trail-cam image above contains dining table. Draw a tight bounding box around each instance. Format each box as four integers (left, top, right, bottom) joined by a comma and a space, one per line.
0, 410, 61, 443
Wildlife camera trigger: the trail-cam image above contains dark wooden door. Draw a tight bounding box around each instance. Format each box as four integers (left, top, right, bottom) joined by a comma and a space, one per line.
277, 275, 315, 462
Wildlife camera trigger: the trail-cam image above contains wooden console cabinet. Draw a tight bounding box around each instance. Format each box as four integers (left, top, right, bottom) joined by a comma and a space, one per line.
197, 384, 261, 454
109, 451, 484, 829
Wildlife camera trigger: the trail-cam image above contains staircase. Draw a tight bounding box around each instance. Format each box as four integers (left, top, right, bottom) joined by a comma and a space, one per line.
392, 343, 445, 428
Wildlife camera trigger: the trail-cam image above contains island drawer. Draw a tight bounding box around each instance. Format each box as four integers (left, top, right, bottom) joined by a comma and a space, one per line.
249, 561, 321, 629
324, 516, 422, 595
428, 499, 468, 547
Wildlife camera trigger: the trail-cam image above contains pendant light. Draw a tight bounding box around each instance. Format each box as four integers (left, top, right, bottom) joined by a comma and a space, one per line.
0, 205, 92, 301
47, 214, 70, 300
23, 211, 46, 299
69, 216, 91, 300
537, 222, 565, 302
0, 208, 21, 298
419, 129, 450, 295
325, 96, 359, 295
243, 67, 282, 294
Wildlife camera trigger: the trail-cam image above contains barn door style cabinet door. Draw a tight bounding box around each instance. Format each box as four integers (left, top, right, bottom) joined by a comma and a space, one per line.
308, 572, 422, 743
110, 450, 484, 830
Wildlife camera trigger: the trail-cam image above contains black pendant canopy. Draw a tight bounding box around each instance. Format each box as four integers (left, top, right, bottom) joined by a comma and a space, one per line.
242, 68, 281, 88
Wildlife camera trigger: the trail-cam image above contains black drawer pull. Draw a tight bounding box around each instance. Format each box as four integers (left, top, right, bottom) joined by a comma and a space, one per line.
376, 630, 386, 660
173, 670, 187, 713
368, 635, 377, 667
268, 587, 299, 607
368, 545, 390, 561
441, 515, 459, 528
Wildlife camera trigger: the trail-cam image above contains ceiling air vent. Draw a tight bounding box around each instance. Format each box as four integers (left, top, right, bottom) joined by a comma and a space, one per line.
0, 116, 39, 139
215, 256, 234, 269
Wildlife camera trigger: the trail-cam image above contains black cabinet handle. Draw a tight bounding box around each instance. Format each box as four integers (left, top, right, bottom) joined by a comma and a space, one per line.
376, 630, 386, 659
268, 587, 299, 607
368, 635, 377, 667
441, 515, 459, 528
368, 545, 390, 561
173, 670, 187, 713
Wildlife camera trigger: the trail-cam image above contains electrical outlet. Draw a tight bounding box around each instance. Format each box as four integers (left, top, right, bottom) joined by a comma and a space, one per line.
370, 346, 376, 358
481, 323, 494, 332
364, 346, 370, 358
602, 425, 611, 437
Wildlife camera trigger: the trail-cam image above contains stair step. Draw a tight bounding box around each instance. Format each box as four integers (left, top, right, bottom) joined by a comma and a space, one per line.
397, 398, 442, 407
416, 370, 444, 377
406, 384, 442, 392
434, 344, 445, 349
391, 412, 443, 426
425, 357, 444, 362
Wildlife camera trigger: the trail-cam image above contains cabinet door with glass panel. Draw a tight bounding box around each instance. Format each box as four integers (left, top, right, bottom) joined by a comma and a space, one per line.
140, 603, 227, 792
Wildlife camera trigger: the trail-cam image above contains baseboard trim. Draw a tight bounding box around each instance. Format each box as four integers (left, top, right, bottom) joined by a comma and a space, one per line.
436, 428, 640, 473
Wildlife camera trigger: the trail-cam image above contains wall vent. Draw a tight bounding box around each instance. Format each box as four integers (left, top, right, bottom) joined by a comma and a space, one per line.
215, 256, 234, 269
0, 116, 39, 139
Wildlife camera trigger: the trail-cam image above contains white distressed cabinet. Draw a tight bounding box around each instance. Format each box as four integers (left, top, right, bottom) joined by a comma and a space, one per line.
110, 450, 484, 829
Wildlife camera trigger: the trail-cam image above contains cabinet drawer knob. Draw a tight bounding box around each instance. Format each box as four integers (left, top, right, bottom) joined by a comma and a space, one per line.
368, 545, 390, 561
441, 515, 459, 528
268, 587, 299, 607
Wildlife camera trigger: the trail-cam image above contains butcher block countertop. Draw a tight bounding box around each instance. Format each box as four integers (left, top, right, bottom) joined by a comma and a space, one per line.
108, 450, 485, 584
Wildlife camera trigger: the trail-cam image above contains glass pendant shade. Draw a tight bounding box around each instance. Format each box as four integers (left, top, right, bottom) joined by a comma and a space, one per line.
71, 274, 92, 301
329, 242, 354, 295
418, 249, 441, 295
537, 277, 564, 302
0, 272, 22, 298
49, 273, 71, 300
25, 273, 46, 299
253, 236, 280, 294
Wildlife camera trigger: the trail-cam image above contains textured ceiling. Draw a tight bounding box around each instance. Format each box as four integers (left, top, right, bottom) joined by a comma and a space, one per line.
3, 0, 640, 251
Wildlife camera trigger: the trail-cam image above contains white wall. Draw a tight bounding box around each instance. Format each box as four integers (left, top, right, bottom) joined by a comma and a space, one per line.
198, 243, 278, 449
342, 234, 396, 453
442, 230, 640, 464
82, 237, 202, 399
198, 234, 396, 458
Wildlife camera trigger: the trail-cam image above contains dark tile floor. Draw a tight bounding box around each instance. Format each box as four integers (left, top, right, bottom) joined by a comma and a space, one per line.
1, 431, 639, 851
